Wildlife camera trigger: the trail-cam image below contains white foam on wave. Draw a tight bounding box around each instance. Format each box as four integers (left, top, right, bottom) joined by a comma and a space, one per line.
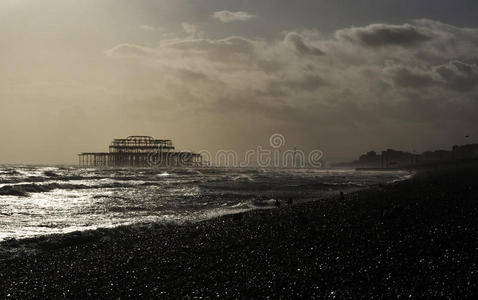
232, 174, 255, 182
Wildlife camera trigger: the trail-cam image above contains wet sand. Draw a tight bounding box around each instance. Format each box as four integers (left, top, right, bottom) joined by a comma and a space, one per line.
1, 166, 477, 298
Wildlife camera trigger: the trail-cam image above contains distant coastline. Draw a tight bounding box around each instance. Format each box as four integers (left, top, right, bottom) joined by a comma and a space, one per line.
334, 143, 478, 170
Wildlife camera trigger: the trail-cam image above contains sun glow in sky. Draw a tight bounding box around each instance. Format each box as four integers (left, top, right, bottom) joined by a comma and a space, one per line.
1, 0, 478, 163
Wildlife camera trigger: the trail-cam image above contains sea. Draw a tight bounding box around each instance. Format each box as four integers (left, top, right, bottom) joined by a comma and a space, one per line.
0, 165, 410, 242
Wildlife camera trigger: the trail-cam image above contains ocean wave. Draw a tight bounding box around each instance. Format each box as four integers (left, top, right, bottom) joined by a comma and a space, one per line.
252, 198, 279, 207
0, 184, 57, 197
232, 174, 255, 182
43, 170, 59, 177
0, 175, 102, 184
0, 181, 162, 197
296, 181, 366, 189
0, 169, 21, 176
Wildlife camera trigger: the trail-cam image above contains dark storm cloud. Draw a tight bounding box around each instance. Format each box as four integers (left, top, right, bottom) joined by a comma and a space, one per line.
435, 61, 478, 92
337, 24, 431, 47
284, 32, 324, 56
106, 20, 478, 117
282, 74, 328, 92
167, 36, 257, 56
385, 60, 478, 94
387, 66, 436, 88
264, 74, 329, 97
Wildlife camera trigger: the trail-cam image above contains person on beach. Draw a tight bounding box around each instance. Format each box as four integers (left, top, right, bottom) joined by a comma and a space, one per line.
275, 199, 281, 207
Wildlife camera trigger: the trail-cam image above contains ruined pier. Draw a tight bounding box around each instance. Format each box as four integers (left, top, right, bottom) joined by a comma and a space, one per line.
78, 136, 202, 167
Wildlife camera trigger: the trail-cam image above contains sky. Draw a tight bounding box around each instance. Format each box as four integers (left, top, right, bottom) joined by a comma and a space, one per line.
1, 0, 478, 164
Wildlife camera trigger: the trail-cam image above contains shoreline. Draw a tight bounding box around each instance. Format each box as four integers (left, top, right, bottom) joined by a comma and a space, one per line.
1, 166, 476, 298
0, 187, 361, 258
0, 168, 401, 244
0, 173, 397, 250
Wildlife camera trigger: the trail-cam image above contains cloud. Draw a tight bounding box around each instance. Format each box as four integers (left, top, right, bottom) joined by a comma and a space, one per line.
105, 20, 478, 154
383, 60, 478, 92
165, 36, 258, 57
139, 25, 165, 32
435, 60, 478, 92
383, 62, 439, 88
284, 32, 324, 56
212, 10, 255, 23
181, 22, 204, 38
104, 43, 156, 58
181, 22, 197, 34
336, 24, 431, 47
266, 74, 328, 97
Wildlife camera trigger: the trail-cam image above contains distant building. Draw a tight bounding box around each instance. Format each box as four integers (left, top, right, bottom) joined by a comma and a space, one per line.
420, 150, 453, 164
452, 144, 478, 160
381, 149, 416, 168
358, 151, 381, 168
344, 143, 478, 169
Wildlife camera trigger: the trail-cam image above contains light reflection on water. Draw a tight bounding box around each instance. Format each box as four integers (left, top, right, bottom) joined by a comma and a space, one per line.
0, 166, 409, 241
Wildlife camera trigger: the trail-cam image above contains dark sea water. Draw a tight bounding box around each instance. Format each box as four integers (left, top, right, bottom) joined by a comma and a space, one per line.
0, 166, 410, 241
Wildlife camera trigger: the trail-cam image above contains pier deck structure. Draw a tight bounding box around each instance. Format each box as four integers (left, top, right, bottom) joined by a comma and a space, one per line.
78, 136, 202, 167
